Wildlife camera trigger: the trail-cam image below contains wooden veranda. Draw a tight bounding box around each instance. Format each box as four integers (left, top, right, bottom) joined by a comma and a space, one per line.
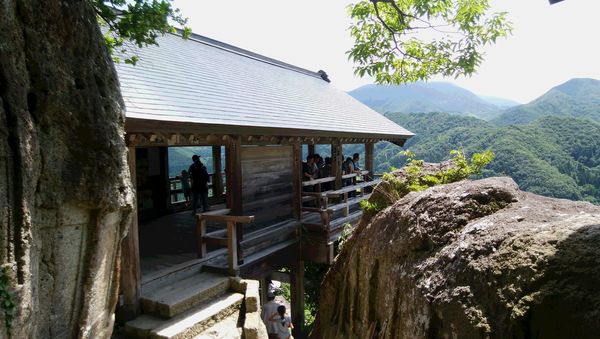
113, 30, 413, 337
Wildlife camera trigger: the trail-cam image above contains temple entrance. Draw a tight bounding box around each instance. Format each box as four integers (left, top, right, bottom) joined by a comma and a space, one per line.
133, 145, 226, 278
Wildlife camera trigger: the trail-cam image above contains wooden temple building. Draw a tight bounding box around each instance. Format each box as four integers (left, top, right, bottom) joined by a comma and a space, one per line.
115, 31, 413, 337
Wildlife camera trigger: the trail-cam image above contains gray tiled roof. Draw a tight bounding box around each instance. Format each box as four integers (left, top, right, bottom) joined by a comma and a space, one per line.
115, 32, 413, 141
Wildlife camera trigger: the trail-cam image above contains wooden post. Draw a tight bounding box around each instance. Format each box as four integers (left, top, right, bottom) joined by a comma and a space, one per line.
118, 147, 141, 322
343, 192, 349, 217
196, 217, 207, 258
291, 260, 305, 338
365, 142, 374, 180
227, 221, 239, 276
259, 275, 268, 305
292, 142, 302, 220
308, 144, 315, 156
226, 136, 243, 214
331, 139, 342, 189
226, 137, 244, 263
212, 146, 223, 202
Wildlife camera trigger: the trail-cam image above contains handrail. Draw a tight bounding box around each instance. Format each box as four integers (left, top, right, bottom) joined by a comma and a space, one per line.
196, 212, 254, 276
302, 176, 336, 186
341, 173, 357, 179
197, 214, 254, 224
327, 179, 382, 197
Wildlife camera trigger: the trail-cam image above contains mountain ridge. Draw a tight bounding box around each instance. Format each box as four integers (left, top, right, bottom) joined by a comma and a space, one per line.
349, 82, 503, 120
493, 78, 600, 125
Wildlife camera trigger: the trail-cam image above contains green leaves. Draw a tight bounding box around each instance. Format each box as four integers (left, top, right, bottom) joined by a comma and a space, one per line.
347, 0, 512, 84
94, 0, 190, 64
363, 148, 495, 215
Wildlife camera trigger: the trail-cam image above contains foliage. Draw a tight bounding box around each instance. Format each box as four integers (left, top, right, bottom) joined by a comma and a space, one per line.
93, 0, 191, 64
0, 267, 15, 332
361, 148, 494, 215
377, 112, 600, 204
347, 0, 511, 84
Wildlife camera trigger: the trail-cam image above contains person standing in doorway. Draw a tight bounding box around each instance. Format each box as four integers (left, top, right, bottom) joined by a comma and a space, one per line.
180, 170, 191, 206
189, 155, 210, 214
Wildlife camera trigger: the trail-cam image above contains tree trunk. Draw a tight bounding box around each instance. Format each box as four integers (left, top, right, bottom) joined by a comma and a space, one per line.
0, 1, 133, 338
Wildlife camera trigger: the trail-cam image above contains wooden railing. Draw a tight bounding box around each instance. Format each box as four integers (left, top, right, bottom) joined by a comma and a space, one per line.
169, 172, 226, 204
302, 172, 381, 239
196, 211, 254, 276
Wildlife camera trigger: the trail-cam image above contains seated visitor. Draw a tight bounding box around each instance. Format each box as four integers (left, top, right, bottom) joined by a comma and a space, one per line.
352, 153, 361, 173
303, 154, 317, 192
320, 157, 333, 190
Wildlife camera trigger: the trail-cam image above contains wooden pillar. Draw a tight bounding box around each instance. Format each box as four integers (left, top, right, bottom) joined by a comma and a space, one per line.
331, 139, 342, 189
308, 144, 315, 156
118, 147, 141, 322
365, 142, 374, 178
212, 146, 223, 202
226, 221, 239, 276
226, 137, 244, 261
259, 275, 268, 305
291, 260, 305, 338
292, 142, 302, 220
226, 137, 243, 214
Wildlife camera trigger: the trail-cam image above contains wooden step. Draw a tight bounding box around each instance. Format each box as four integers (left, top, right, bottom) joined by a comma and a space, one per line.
141, 272, 230, 318
125, 292, 244, 339
203, 238, 298, 275
240, 220, 299, 255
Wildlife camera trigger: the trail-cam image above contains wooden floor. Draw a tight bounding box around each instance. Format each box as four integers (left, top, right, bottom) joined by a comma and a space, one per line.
138, 204, 296, 278
139, 205, 226, 277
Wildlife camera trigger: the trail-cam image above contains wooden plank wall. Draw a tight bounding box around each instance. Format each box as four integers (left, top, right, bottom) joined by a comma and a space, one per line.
241, 145, 294, 224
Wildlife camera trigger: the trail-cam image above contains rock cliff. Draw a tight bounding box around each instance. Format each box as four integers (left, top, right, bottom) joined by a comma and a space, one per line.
0, 1, 132, 338
311, 177, 600, 338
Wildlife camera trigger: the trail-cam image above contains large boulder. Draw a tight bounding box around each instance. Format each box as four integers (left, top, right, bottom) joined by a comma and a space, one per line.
311, 177, 600, 338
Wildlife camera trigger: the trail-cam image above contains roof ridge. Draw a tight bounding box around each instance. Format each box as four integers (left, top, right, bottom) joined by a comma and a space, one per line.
173, 29, 324, 80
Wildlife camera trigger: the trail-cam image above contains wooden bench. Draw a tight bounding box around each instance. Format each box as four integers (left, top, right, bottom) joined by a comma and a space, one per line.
196, 212, 254, 275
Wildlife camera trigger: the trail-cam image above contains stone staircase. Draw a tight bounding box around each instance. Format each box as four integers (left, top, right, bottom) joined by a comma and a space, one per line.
124, 271, 251, 339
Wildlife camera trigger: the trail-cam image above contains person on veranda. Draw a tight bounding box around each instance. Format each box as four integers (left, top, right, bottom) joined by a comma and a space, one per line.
189, 155, 210, 214
302, 154, 318, 192
180, 170, 191, 206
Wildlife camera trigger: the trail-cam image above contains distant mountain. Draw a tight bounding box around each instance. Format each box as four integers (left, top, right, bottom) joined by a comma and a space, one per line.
493, 78, 600, 125
349, 82, 502, 120
479, 96, 520, 108
374, 112, 600, 204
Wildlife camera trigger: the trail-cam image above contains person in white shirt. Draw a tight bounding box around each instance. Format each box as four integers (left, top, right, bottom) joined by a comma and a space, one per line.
269, 305, 293, 339
261, 292, 281, 338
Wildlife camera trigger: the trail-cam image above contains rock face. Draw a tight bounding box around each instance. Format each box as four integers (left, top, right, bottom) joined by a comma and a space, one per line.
311, 177, 600, 338
0, 1, 132, 338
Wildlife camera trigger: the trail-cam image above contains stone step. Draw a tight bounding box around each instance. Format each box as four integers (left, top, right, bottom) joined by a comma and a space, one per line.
141, 272, 230, 318
192, 312, 242, 339
125, 292, 244, 339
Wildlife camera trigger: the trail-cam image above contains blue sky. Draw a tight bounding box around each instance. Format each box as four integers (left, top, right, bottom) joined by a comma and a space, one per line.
173, 0, 600, 103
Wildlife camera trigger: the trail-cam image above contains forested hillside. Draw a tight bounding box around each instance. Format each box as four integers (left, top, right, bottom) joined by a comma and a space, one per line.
374, 112, 600, 204
493, 78, 600, 125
